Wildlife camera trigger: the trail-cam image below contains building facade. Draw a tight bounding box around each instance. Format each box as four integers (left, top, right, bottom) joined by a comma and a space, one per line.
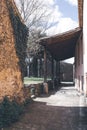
75, 0, 87, 96
75, 33, 84, 93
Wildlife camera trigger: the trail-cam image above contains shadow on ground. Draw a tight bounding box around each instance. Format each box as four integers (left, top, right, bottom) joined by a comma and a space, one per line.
5, 86, 87, 130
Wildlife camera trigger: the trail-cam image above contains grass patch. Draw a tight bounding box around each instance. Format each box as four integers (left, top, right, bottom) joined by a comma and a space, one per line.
24, 77, 51, 84
24, 77, 44, 81
24, 77, 44, 84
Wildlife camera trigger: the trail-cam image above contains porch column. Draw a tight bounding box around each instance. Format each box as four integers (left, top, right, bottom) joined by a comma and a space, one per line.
37, 58, 40, 77
44, 47, 47, 82
51, 57, 54, 81
55, 61, 60, 86
39, 58, 42, 77
58, 61, 60, 84
51, 57, 55, 89
55, 61, 58, 79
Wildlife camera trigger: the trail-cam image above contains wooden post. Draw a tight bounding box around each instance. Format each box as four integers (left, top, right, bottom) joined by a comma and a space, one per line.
44, 47, 47, 82
51, 57, 55, 89
51, 57, 54, 81
55, 61, 60, 85
37, 58, 40, 77
40, 58, 42, 77
58, 61, 60, 84
55, 61, 57, 79
43, 47, 48, 94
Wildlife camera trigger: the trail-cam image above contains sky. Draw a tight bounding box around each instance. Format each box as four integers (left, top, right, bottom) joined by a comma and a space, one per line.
15, 0, 78, 63
44, 0, 78, 64
15, 0, 78, 36
45, 0, 78, 36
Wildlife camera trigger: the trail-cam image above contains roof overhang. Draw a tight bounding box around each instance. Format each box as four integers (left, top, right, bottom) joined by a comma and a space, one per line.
39, 27, 82, 61
78, 0, 83, 28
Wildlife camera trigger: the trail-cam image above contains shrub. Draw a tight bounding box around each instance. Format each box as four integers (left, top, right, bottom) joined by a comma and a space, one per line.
0, 96, 24, 128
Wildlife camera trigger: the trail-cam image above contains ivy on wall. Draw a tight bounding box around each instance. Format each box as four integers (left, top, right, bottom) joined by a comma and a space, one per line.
7, 0, 28, 78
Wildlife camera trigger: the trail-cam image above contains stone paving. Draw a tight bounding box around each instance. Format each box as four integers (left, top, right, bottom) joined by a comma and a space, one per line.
6, 86, 87, 130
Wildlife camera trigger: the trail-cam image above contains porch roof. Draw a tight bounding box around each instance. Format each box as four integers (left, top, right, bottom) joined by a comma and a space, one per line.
39, 27, 82, 61
78, 0, 83, 28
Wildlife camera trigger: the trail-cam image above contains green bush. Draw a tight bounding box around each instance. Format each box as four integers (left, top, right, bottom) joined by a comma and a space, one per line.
0, 96, 24, 128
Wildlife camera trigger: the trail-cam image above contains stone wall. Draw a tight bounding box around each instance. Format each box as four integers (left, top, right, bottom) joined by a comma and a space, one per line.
0, 0, 28, 102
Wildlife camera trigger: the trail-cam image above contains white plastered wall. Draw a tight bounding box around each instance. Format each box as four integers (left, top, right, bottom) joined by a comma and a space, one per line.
75, 35, 84, 93
83, 0, 87, 96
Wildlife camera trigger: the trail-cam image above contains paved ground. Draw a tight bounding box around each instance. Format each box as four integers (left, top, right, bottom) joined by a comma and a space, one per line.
5, 86, 87, 130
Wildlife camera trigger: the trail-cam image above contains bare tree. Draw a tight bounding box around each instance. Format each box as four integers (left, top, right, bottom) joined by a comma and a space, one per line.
14, 0, 55, 60
27, 28, 46, 55
14, 0, 55, 78
15, 0, 52, 32
15, 0, 52, 55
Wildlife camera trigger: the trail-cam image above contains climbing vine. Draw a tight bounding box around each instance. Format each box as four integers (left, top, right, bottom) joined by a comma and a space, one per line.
6, 0, 28, 78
